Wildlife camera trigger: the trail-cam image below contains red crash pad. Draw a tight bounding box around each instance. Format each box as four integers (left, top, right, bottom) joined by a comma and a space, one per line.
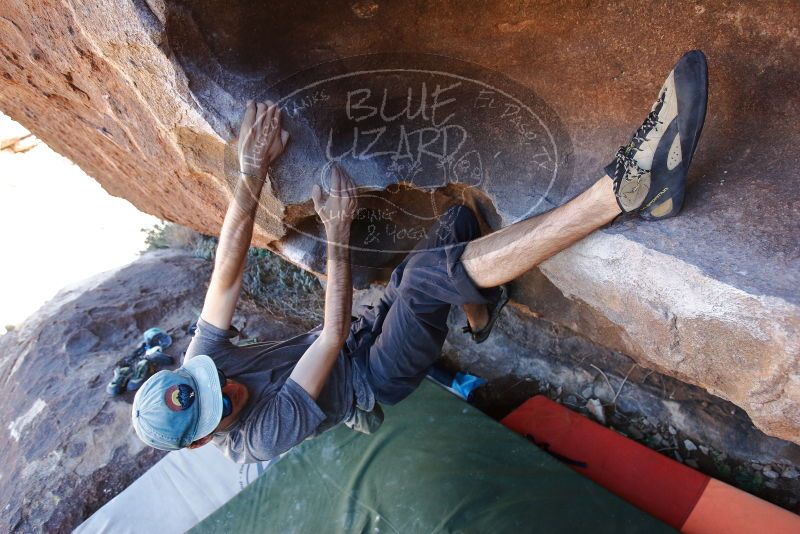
501, 395, 800, 533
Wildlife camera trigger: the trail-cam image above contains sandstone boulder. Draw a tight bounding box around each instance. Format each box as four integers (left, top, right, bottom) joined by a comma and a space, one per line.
0, 0, 796, 442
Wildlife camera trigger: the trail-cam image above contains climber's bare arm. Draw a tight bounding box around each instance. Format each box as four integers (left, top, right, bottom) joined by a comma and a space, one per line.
200, 101, 289, 330
289, 166, 356, 398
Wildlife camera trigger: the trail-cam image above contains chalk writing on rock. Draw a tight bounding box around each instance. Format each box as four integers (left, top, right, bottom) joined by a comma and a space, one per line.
261, 55, 573, 257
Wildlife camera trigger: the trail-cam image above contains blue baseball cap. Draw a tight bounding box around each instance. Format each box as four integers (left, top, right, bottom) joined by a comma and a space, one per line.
131, 354, 223, 450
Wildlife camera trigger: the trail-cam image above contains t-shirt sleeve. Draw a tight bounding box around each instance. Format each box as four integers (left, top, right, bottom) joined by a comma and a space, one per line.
184, 317, 240, 361
242, 378, 326, 461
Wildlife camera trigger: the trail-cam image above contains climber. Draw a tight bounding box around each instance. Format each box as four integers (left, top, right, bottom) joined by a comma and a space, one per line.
130, 51, 708, 463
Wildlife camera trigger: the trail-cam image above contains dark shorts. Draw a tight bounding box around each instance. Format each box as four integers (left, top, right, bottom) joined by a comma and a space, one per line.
350, 206, 501, 405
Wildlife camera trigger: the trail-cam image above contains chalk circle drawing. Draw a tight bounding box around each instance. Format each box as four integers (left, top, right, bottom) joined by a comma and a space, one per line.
238, 460, 273, 490
225, 54, 574, 262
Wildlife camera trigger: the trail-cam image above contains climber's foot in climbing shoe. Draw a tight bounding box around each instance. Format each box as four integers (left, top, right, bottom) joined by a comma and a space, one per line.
605, 50, 708, 220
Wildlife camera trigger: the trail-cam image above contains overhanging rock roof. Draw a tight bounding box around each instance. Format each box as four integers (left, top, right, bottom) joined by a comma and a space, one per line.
0, 0, 796, 443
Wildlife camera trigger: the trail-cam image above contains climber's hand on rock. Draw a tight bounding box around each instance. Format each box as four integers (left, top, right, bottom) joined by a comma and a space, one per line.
238, 100, 290, 179
312, 165, 357, 247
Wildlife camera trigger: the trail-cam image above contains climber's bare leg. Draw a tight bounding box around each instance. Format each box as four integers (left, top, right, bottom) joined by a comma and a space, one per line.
463, 302, 489, 330
462, 176, 620, 289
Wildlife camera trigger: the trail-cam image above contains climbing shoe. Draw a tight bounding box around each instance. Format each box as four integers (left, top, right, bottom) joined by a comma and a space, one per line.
144, 345, 174, 366
143, 327, 172, 350
605, 50, 708, 220
106, 365, 133, 396
462, 285, 509, 344
126, 358, 155, 391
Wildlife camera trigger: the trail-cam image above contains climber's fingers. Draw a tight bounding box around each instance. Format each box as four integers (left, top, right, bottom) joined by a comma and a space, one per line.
311, 184, 324, 213
239, 100, 256, 141
262, 106, 286, 163
238, 100, 258, 163
264, 105, 278, 144
272, 105, 282, 134
332, 165, 356, 197
253, 103, 268, 137
319, 166, 357, 226
330, 165, 343, 197
255, 101, 267, 122
264, 104, 276, 131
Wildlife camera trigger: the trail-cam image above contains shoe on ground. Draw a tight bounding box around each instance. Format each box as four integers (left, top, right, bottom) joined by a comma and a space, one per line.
605, 50, 708, 220
126, 358, 155, 391
144, 345, 174, 366
106, 365, 133, 396
143, 327, 172, 350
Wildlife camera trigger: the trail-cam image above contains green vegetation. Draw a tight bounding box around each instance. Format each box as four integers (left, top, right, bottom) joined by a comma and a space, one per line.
141, 222, 323, 322
142, 222, 171, 250
241, 247, 324, 323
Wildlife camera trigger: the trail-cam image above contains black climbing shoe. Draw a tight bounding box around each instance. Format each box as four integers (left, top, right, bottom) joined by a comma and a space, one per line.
462, 285, 509, 344
106, 365, 133, 396
126, 358, 155, 391
605, 50, 708, 220
144, 345, 174, 366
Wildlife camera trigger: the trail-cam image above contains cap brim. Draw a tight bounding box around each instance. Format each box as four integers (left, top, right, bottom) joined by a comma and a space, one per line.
182, 354, 223, 440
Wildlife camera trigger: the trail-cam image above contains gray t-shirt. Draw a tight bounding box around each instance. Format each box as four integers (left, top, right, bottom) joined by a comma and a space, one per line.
185, 318, 373, 463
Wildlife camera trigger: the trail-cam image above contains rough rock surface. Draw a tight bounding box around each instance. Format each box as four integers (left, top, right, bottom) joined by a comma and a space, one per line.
0, 1, 797, 442
445, 301, 800, 511
0, 250, 308, 533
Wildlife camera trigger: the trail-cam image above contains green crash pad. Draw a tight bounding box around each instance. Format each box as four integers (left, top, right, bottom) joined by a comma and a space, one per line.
193, 381, 673, 533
